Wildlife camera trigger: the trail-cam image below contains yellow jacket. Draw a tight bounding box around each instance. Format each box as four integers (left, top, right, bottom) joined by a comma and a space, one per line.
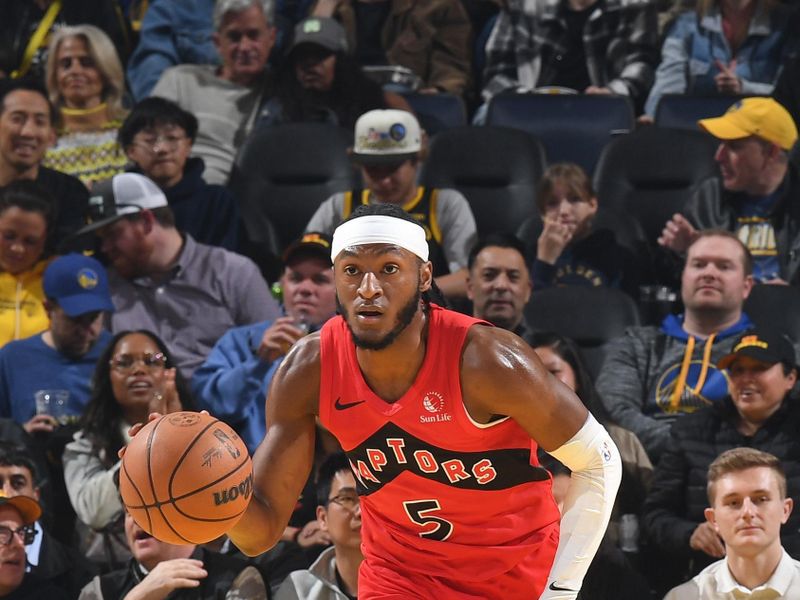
0, 259, 51, 348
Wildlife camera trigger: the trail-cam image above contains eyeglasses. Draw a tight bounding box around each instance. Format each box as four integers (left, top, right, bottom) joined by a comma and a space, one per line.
328, 492, 359, 510
0, 525, 36, 546
109, 352, 167, 373
131, 134, 188, 153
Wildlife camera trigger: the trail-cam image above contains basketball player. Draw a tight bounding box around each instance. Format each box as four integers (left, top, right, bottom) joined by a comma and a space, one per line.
234, 203, 622, 598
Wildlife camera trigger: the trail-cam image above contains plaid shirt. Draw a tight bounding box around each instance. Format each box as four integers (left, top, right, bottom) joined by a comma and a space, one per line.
482, 0, 658, 103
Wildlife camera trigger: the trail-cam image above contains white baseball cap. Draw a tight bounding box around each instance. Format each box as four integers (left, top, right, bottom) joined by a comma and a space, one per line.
76, 172, 168, 235
352, 109, 421, 165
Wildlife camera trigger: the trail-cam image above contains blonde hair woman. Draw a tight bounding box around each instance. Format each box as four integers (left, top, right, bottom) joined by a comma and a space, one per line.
43, 24, 128, 187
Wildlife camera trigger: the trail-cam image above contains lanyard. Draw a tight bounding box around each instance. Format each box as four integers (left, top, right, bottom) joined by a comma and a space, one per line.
11, 0, 63, 79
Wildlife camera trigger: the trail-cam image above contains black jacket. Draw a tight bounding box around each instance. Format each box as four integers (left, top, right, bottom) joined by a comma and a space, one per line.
31, 528, 97, 600
643, 395, 800, 579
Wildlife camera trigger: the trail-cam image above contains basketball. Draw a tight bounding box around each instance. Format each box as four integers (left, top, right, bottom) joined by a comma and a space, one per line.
119, 411, 253, 545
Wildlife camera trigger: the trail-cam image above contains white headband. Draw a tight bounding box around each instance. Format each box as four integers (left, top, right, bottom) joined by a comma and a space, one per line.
331, 215, 429, 262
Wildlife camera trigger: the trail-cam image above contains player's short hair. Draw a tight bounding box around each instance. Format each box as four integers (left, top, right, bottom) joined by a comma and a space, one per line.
707, 447, 786, 504
467, 233, 526, 272
316, 452, 353, 506
0, 442, 39, 483
685, 229, 753, 277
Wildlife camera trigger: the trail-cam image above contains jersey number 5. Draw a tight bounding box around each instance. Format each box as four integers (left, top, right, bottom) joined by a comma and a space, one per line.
403, 499, 453, 541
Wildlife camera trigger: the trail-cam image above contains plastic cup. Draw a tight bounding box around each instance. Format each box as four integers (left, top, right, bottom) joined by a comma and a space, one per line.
34, 390, 71, 425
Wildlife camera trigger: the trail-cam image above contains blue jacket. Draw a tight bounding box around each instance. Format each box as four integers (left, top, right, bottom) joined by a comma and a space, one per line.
191, 321, 280, 454
0, 331, 112, 425
127, 0, 219, 101
163, 158, 240, 252
645, 2, 798, 115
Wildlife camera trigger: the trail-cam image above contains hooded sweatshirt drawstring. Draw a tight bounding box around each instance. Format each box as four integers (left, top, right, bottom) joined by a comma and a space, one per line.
669, 333, 717, 411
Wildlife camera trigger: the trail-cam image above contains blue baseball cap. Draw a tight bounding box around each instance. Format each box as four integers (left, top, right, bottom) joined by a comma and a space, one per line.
43, 254, 115, 317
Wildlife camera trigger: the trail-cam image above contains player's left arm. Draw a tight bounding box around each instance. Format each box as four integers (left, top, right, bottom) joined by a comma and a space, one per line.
461, 326, 622, 599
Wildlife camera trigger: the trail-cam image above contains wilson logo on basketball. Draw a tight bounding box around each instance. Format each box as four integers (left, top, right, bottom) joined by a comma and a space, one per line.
213, 472, 253, 506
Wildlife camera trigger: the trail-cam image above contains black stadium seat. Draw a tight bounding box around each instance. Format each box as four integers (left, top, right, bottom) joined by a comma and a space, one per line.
420, 126, 546, 237
229, 122, 355, 280
486, 93, 634, 174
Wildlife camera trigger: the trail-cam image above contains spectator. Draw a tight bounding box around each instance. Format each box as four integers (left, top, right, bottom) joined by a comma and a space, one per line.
311, 0, 472, 95
306, 109, 477, 299
193, 232, 336, 454
257, 17, 411, 131
119, 97, 240, 251
465, 233, 531, 338
526, 162, 645, 297
73, 172, 280, 379
597, 230, 754, 463
274, 452, 361, 600
63, 329, 191, 570
42, 25, 128, 187
0, 182, 54, 348
0, 0, 131, 82
480, 0, 658, 115
529, 332, 653, 600
151, 0, 277, 185
0, 79, 89, 250
0, 442, 96, 599
0, 491, 67, 599
78, 506, 266, 599
0, 253, 113, 434
644, 0, 797, 117
126, 0, 219, 101
664, 448, 800, 600
645, 330, 800, 593
659, 97, 800, 284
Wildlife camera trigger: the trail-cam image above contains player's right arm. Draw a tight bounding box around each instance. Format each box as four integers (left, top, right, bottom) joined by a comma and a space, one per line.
227, 334, 321, 556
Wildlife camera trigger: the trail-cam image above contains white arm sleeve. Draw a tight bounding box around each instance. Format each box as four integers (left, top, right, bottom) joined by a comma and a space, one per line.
540, 414, 622, 600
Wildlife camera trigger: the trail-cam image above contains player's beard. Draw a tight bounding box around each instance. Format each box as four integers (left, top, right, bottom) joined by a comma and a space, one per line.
338, 285, 421, 351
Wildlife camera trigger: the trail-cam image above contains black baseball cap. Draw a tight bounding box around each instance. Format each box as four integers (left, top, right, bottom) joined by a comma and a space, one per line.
718, 328, 797, 370
283, 232, 333, 266
290, 17, 347, 55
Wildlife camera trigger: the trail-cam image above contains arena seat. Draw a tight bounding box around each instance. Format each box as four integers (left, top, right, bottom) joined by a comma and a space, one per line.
399, 92, 467, 136
485, 93, 634, 173
420, 126, 546, 237
654, 94, 742, 130
523, 286, 642, 379
593, 127, 720, 246
744, 284, 800, 346
229, 122, 355, 280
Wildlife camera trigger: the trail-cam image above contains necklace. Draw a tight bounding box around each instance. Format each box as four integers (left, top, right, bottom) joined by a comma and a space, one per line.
60, 102, 108, 117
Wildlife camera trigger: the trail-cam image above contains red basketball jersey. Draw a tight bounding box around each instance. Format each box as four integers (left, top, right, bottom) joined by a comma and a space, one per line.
319, 304, 560, 599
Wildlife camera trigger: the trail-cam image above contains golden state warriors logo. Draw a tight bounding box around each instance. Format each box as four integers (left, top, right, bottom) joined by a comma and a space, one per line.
76, 268, 99, 290
655, 363, 730, 414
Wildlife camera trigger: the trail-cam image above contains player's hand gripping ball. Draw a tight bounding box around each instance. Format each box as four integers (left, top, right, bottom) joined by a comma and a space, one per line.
119, 411, 253, 544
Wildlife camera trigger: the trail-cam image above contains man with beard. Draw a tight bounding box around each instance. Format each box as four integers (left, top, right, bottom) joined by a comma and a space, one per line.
224, 202, 622, 599
597, 230, 755, 464
466, 233, 532, 339
0, 253, 113, 433
71, 172, 280, 380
